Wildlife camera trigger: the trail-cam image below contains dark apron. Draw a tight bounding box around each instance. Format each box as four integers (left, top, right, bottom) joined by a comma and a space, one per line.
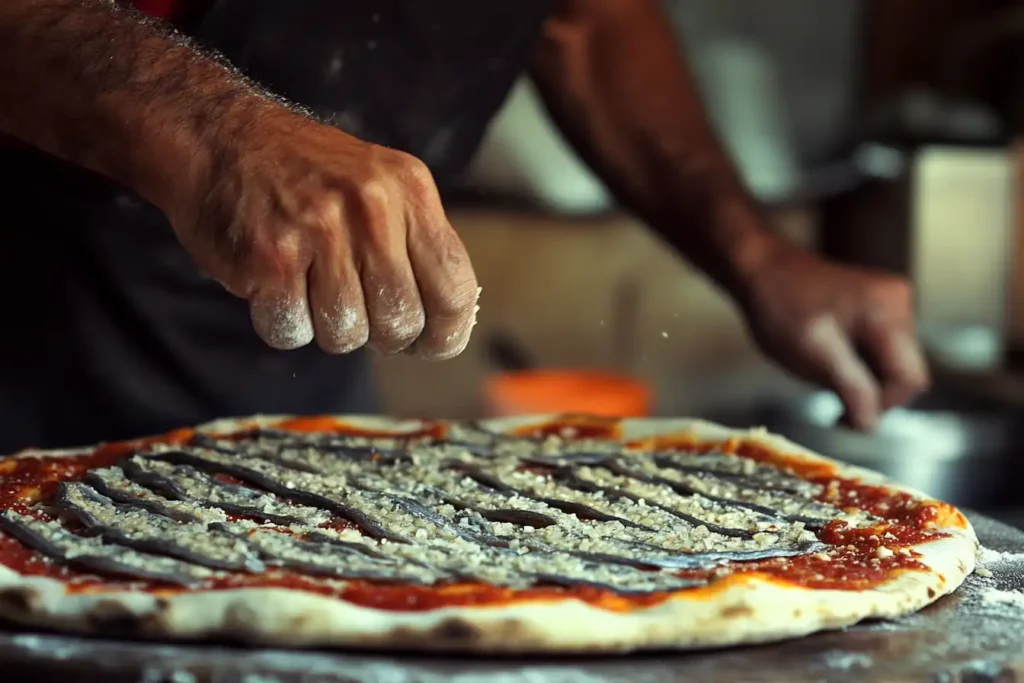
0, 0, 549, 451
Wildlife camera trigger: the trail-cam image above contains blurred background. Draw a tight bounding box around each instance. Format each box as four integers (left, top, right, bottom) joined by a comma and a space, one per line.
370, 0, 1024, 526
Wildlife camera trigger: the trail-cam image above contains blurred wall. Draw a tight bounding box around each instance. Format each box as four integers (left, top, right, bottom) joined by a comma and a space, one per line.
669, 0, 861, 167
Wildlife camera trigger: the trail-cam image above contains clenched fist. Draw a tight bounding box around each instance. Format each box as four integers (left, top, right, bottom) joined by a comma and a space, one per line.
166, 108, 480, 360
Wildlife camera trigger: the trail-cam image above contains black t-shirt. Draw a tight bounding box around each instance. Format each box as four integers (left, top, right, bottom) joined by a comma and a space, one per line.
0, 0, 551, 451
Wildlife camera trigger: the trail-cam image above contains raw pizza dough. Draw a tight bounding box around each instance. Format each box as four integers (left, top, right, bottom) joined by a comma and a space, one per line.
0, 414, 978, 654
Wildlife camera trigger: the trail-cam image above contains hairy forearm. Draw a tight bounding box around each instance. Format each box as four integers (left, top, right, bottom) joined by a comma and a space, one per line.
0, 0, 279, 212
530, 0, 780, 296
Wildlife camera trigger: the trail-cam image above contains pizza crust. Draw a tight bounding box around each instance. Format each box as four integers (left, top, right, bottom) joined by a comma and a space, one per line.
0, 414, 978, 654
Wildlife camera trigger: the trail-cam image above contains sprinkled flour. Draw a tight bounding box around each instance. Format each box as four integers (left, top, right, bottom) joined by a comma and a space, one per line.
952, 546, 1024, 623
319, 302, 364, 352
251, 296, 314, 350
975, 585, 1024, 609
978, 546, 1024, 566
819, 650, 874, 670
974, 546, 1024, 578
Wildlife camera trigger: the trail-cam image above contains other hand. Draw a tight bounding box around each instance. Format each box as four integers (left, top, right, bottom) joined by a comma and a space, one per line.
166, 109, 479, 359
739, 242, 930, 431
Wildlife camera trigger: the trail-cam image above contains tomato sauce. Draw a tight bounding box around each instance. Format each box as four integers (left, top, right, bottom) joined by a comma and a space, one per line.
0, 417, 952, 610
271, 416, 445, 440
513, 415, 621, 440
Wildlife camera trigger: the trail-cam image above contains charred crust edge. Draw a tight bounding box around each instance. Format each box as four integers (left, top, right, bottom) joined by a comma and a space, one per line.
383, 616, 530, 649
86, 599, 145, 633
434, 616, 484, 642
719, 604, 753, 619
0, 586, 39, 614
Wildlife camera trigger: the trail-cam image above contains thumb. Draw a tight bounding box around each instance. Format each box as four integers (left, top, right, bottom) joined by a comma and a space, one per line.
798, 316, 882, 431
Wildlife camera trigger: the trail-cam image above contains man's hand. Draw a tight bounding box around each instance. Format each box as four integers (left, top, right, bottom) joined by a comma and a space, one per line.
740, 243, 930, 431
170, 110, 479, 358
0, 0, 478, 359
528, 0, 928, 428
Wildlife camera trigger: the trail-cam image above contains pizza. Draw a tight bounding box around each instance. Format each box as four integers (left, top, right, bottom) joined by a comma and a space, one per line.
0, 413, 977, 654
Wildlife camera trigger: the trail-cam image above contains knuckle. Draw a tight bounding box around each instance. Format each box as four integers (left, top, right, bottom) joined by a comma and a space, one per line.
874, 275, 912, 304
369, 287, 426, 351
794, 314, 837, 353
356, 177, 391, 217
397, 155, 437, 196
373, 314, 426, 352
248, 231, 304, 276
302, 195, 344, 234
433, 278, 479, 319
207, 216, 254, 268
317, 305, 369, 354
350, 178, 393, 246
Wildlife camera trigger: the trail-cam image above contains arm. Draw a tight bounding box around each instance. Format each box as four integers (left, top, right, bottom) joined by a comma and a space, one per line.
0, 0, 479, 360
528, 0, 776, 299
530, 0, 929, 430
0, 0, 272, 213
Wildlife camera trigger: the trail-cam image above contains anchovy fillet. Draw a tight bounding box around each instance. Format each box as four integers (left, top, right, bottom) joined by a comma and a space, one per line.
0, 420, 875, 594
53, 482, 265, 573
0, 510, 214, 586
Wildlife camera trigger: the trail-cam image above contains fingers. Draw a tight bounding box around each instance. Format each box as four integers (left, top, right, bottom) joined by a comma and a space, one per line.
350, 180, 426, 355
245, 232, 316, 351
288, 154, 477, 358
307, 251, 369, 354
363, 274, 427, 355
858, 313, 930, 412
401, 163, 480, 360
217, 141, 478, 358
405, 226, 479, 360
249, 286, 315, 351
798, 315, 882, 431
